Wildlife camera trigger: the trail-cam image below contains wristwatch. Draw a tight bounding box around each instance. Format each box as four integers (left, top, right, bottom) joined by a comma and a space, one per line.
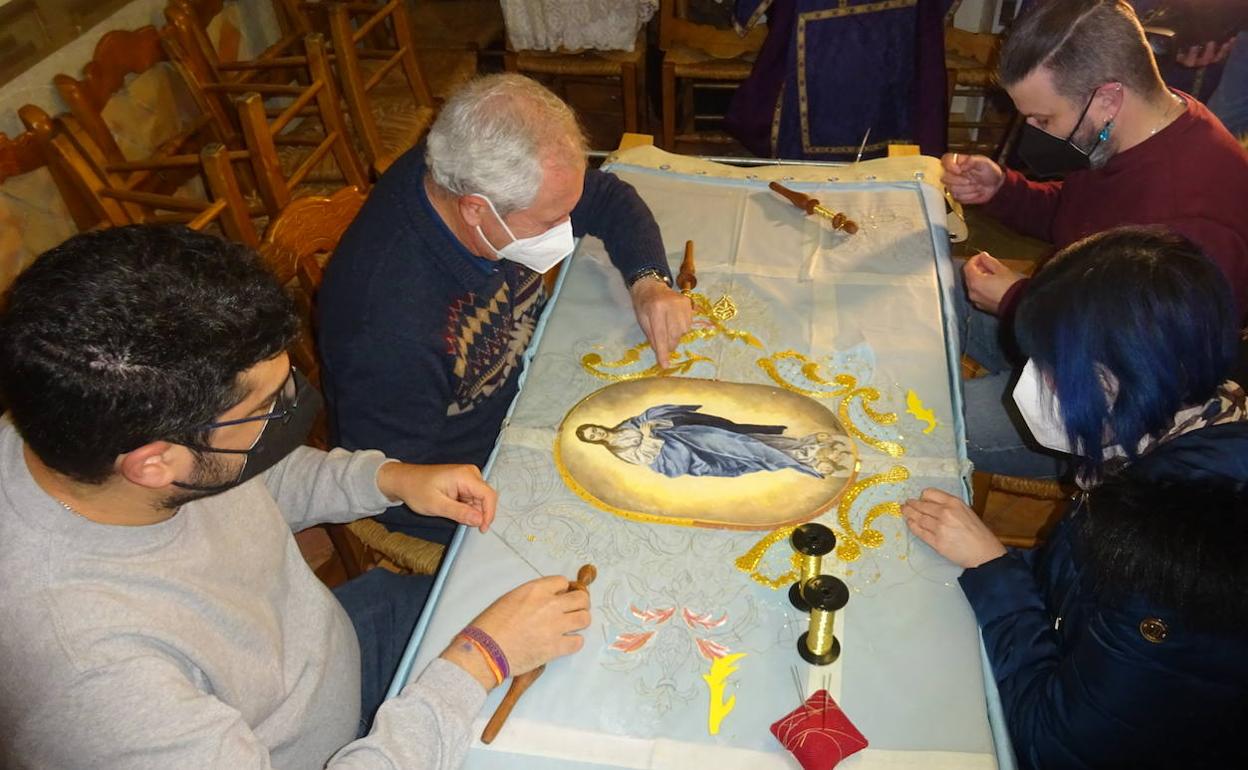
626, 267, 672, 290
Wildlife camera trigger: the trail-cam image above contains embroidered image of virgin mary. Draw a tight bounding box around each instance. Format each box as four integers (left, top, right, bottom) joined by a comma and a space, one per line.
575, 404, 852, 479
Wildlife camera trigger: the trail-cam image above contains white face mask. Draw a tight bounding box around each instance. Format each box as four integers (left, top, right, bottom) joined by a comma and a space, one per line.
1012, 358, 1076, 454
474, 195, 574, 274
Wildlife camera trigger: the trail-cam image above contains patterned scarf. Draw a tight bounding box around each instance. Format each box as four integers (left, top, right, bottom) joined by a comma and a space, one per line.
1093, 380, 1248, 485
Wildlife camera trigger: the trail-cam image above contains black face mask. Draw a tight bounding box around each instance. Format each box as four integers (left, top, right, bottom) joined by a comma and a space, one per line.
1017, 92, 1107, 179
173, 368, 322, 495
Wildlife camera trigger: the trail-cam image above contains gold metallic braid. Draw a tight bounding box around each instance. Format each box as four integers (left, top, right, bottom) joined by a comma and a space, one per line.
834, 465, 910, 562
580, 292, 760, 381
734, 526, 802, 589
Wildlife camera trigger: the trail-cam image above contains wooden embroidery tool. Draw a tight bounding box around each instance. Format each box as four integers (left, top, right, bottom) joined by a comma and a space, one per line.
788, 523, 837, 612
480, 564, 597, 744
769, 181, 859, 235
796, 575, 849, 666
677, 240, 697, 291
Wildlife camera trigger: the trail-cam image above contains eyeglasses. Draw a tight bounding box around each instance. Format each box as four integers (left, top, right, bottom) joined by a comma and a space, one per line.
200, 366, 300, 431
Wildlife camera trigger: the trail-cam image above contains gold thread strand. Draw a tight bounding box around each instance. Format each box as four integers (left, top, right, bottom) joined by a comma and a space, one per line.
807, 608, 836, 656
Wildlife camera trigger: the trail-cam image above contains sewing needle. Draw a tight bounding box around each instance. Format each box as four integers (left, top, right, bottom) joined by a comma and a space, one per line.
854, 127, 872, 164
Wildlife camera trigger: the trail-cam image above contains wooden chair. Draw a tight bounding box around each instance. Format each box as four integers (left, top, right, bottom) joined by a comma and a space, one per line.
659, 0, 767, 151
161, 16, 370, 217
31, 104, 261, 246
258, 184, 447, 576
327, 0, 440, 176
53, 25, 224, 175
503, 36, 645, 141
945, 26, 1021, 163
2, 111, 99, 232
408, 0, 504, 57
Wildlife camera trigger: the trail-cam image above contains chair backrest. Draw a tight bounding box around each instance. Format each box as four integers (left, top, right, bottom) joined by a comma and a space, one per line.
0, 126, 44, 184
31, 103, 259, 246
52, 26, 169, 167
259, 184, 367, 386
14, 105, 115, 231
233, 33, 369, 214
658, 0, 767, 59
328, 0, 435, 174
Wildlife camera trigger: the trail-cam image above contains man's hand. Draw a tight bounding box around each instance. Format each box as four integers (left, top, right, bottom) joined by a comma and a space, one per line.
902, 488, 1006, 570
941, 152, 1006, 205
629, 278, 693, 369
1176, 39, 1235, 68
376, 463, 497, 532
442, 575, 591, 689
963, 251, 1024, 315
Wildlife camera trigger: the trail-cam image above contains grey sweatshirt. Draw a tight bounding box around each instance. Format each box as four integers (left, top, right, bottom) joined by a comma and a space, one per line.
0, 416, 486, 769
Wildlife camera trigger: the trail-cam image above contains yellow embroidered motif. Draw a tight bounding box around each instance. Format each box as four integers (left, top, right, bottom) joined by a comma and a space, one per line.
710, 295, 737, 321
905, 389, 938, 434
834, 466, 911, 562
703, 652, 747, 735
734, 526, 801, 588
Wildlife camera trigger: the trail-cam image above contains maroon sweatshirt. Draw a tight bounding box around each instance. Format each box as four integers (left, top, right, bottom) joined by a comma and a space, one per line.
984, 93, 1248, 322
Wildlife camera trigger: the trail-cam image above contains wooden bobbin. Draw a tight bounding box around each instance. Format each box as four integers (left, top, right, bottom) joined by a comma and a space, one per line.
797, 574, 849, 666
788, 522, 837, 612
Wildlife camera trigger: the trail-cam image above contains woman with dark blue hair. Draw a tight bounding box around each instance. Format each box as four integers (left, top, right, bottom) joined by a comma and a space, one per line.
904, 226, 1248, 769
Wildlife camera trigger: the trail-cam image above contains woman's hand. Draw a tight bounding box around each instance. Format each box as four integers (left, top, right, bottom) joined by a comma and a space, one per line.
903, 487, 1006, 569
376, 462, 497, 533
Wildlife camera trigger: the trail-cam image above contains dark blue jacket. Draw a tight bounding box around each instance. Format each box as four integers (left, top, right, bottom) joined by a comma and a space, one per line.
960, 422, 1248, 770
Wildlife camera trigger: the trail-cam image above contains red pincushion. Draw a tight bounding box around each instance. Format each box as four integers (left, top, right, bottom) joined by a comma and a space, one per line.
770, 689, 868, 770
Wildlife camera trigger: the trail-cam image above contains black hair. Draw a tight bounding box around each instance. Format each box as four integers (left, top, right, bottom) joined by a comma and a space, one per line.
0, 226, 298, 483
998, 0, 1166, 102
1015, 226, 1237, 481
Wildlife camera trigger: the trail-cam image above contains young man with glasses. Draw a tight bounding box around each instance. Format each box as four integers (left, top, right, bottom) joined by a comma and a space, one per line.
0, 226, 589, 769
939, 0, 1248, 478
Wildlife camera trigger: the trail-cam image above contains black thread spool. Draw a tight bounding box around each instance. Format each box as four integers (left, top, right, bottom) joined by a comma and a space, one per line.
788, 523, 836, 611
797, 574, 849, 666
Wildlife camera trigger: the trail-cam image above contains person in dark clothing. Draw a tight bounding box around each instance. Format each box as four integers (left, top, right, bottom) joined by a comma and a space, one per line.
942, 0, 1248, 478
318, 74, 693, 543
903, 226, 1248, 770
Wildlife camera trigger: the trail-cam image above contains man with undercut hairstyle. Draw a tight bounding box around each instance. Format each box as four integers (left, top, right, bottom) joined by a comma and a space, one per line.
941, 0, 1248, 478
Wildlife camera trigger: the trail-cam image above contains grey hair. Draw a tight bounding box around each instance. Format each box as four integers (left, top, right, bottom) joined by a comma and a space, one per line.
425, 74, 588, 214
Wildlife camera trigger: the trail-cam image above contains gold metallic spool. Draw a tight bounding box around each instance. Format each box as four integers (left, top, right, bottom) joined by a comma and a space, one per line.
797, 575, 849, 666
789, 523, 837, 612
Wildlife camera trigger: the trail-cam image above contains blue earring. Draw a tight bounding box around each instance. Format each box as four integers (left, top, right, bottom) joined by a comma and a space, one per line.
1098, 122, 1113, 142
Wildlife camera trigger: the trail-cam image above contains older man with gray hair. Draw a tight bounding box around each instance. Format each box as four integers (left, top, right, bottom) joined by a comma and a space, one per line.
319, 74, 691, 544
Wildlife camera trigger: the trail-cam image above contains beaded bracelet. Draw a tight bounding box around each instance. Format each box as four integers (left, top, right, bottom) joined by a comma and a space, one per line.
460, 625, 510, 681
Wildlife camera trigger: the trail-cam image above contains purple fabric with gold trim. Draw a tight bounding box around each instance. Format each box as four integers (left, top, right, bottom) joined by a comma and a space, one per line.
726, 0, 952, 160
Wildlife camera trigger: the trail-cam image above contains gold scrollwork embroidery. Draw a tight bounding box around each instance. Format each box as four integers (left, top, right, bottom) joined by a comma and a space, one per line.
734, 525, 801, 589
757, 351, 904, 457
580, 292, 760, 381
834, 465, 910, 562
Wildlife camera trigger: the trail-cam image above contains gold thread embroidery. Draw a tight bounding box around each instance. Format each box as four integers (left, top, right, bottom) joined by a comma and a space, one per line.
757, 351, 904, 457
580, 292, 760, 381
834, 466, 910, 561
734, 526, 801, 589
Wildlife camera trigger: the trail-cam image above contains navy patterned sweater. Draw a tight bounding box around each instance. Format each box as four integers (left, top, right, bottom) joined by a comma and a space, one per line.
318, 145, 668, 516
